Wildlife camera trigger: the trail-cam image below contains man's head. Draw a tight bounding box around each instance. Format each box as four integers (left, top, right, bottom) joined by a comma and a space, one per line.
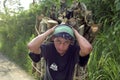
51, 24, 75, 55
52, 24, 75, 40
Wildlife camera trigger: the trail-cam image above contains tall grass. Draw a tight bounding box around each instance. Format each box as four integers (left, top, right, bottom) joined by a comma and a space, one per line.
88, 21, 120, 80
87, 0, 120, 79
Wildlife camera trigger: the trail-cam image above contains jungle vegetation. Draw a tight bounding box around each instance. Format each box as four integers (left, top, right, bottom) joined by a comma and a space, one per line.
0, 0, 120, 80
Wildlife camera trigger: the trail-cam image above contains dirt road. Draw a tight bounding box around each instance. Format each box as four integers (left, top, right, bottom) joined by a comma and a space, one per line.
0, 53, 35, 80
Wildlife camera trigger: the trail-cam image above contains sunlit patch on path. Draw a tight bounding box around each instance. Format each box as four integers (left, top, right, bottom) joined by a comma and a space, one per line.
0, 53, 35, 80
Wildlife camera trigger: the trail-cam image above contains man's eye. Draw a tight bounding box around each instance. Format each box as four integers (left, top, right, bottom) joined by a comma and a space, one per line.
55, 40, 61, 44
64, 41, 70, 45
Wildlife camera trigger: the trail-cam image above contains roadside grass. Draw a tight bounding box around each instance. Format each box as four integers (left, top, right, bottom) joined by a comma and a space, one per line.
88, 22, 120, 80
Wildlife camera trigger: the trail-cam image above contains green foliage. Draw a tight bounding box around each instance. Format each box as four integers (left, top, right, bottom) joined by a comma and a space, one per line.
0, 4, 37, 72
87, 0, 120, 79
88, 23, 120, 80
115, 0, 120, 11
0, 0, 120, 79
88, 0, 120, 24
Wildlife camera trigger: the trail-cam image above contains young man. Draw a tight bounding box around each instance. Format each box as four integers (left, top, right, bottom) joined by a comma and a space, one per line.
28, 24, 92, 80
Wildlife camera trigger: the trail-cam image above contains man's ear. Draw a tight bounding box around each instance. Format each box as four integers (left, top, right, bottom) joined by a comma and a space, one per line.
50, 36, 55, 41
70, 40, 75, 45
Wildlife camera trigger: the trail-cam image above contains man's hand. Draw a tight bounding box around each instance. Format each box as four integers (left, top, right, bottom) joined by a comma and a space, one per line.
49, 25, 57, 33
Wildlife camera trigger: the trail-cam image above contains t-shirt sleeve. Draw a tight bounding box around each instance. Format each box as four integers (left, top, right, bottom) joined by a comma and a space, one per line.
74, 45, 90, 67
29, 43, 48, 63
29, 52, 42, 63
78, 54, 90, 67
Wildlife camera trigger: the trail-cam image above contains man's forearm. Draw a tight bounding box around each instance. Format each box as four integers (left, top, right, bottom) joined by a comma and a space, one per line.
28, 28, 54, 54
74, 29, 92, 56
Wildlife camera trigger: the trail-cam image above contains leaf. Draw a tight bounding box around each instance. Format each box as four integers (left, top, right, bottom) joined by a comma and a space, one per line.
116, 2, 120, 11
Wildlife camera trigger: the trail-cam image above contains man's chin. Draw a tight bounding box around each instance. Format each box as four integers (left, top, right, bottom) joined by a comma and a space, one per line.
57, 51, 65, 55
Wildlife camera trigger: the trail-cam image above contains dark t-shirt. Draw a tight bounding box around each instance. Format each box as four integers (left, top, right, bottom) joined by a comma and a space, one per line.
29, 42, 89, 80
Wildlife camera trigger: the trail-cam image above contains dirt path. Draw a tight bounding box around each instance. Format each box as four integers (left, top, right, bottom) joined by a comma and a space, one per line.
0, 53, 35, 80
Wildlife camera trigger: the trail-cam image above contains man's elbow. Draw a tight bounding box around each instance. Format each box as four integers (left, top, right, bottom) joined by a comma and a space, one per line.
86, 45, 92, 55
27, 43, 33, 50
80, 45, 92, 56
27, 43, 41, 54
27, 43, 36, 52
88, 45, 92, 53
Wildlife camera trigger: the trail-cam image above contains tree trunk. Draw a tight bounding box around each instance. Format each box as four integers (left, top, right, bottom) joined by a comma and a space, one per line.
3, 0, 8, 14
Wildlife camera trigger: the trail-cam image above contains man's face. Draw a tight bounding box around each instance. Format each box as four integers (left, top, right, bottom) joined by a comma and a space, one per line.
53, 37, 71, 56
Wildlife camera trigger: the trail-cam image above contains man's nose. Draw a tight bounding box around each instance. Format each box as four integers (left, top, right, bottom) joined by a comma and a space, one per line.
59, 43, 65, 49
